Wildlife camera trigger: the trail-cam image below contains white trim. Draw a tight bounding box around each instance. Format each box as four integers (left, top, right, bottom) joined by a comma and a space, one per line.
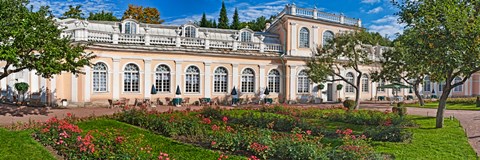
122, 63, 142, 94
50, 76, 57, 104
204, 62, 212, 98
184, 65, 202, 94
92, 62, 110, 93
153, 63, 173, 93
112, 58, 121, 99
144, 59, 152, 99
232, 63, 239, 92
259, 65, 266, 93
71, 75, 78, 102
30, 70, 39, 93
240, 67, 257, 93
212, 66, 230, 94
84, 66, 91, 102
96, 54, 284, 65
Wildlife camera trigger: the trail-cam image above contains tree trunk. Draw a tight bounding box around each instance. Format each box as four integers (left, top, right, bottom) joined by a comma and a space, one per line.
413, 84, 425, 106
354, 74, 362, 110
436, 87, 451, 128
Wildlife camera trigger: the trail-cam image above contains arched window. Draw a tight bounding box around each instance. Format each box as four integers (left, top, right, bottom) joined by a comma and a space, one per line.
423, 76, 431, 92
93, 62, 108, 92
124, 21, 137, 34
214, 67, 228, 93
346, 72, 354, 93
299, 27, 310, 48
240, 32, 252, 42
185, 66, 200, 93
268, 69, 280, 93
241, 68, 255, 93
323, 31, 334, 47
377, 80, 385, 92
155, 65, 170, 92
297, 70, 310, 93
438, 82, 445, 92
362, 74, 369, 92
124, 63, 140, 92
184, 26, 196, 38
454, 77, 463, 92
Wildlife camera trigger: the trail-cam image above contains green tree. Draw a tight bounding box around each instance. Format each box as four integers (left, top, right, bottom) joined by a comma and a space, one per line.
62, 5, 83, 19
394, 0, 480, 128
371, 29, 429, 106
231, 8, 241, 30
88, 10, 118, 21
217, 1, 229, 29
0, 0, 94, 80
199, 13, 209, 27
307, 30, 390, 109
212, 19, 217, 28
122, 4, 164, 24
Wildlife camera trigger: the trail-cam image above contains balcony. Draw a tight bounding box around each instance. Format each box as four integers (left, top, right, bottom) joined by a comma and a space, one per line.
272, 4, 362, 27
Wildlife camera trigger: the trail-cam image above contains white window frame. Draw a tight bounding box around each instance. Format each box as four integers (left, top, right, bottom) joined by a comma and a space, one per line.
241, 68, 255, 93
323, 30, 334, 47
361, 74, 369, 92
423, 76, 431, 92
345, 72, 355, 93
123, 63, 140, 92
184, 26, 196, 38
185, 66, 200, 93
213, 67, 228, 93
124, 21, 137, 34
297, 70, 310, 93
453, 77, 463, 92
378, 80, 385, 92
240, 32, 252, 42
93, 62, 108, 92
268, 69, 281, 93
155, 64, 171, 93
299, 27, 310, 48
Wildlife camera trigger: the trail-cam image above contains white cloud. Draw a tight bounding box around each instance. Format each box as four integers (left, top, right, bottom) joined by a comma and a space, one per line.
367, 7, 383, 14
368, 15, 404, 39
361, 0, 381, 4
29, 0, 120, 18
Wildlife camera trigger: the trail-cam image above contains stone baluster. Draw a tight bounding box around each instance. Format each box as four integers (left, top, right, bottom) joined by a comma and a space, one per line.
259, 35, 265, 53
112, 24, 119, 44
74, 20, 89, 42
144, 26, 151, 46
204, 31, 210, 49
290, 3, 296, 15
340, 14, 345, 24
175, 28, 181, 47
313, 7, 318, 19
232, 33, 239, 51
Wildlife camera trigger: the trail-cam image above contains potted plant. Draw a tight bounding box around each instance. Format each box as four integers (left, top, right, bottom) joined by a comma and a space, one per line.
318, 84, 325, 90
14, 82, 29, 105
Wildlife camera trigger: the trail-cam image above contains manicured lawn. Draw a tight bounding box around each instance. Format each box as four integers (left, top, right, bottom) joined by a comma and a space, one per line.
406, 102, 480, 110
373, 116, 477, 159
0, 128, 55, 160
76, 119, 244, 160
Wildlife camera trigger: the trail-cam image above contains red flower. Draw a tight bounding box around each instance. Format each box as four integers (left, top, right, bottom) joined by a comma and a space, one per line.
226, 126, 234, 132
211, 124, 220, 131
66, 113, 72, 117
248, 155, 260, 160
115, 136, 124, 144
211, 141, 217, 146
222, 116, 228, 123
203, 117, 212, 124
306, 130, 312, 135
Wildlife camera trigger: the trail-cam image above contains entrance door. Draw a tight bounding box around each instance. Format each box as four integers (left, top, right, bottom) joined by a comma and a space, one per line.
327, 83, 333, 101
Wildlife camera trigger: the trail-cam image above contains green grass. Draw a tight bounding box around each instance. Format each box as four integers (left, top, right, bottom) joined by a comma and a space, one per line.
76, 119, 245, 160
0, 128, 55, 160
406, 102, 480, 110
373, 116, 477, 160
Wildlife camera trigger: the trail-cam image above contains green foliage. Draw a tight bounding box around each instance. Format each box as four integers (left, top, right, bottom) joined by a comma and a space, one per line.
14, 82, 29, 93
230, 8, 241, 30
318, 84, 325, 90
365, 126, 413, 142
336, 84, 343, 90
88, 10, 118, 21
0, 0, 95, 80
342, 100, 356, 110
62, 5, 84, 19
0, 128, 55, 159
199, 13, 209, 27
217, 1, 229, 29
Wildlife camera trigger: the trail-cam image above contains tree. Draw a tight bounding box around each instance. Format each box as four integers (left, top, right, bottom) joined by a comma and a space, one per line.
122, 4, 164, 24
307, 30, 390, 109
199, 13, 209, 27
0, 0, 94, 80
394, 0, 480, 128
62, 5, 83, 19
231, 8, 241, 30
212, 19, 217, 28
371, 29, 429, 106
217, 1, 229, 29
88, 10, 118, 21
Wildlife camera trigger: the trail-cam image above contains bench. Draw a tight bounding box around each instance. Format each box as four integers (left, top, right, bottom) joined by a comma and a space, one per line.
108, 98, 129, 108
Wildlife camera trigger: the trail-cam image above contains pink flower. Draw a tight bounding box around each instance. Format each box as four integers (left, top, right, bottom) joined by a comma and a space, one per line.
66, 113, 72, 117
306, 130, 312, 135
203, 117, 212, 124
211, 124, 220, 131
211, 141, 217, 146
222, 116, 228, 123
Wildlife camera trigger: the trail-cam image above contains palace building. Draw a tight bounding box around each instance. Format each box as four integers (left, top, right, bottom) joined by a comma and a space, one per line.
0, 4, 476, 106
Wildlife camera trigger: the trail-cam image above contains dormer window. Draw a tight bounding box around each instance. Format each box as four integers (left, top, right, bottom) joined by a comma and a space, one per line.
124, 21, 137, 34
240, 32, 252, 42
184, 26, 196, 38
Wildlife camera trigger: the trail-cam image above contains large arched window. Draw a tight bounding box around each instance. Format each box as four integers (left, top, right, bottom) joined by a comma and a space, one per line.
268, 69, 281, 93
297, 70, 310, 93
93, 62, 108, 92
423, 76, 431, 92
362, 74, 369, 92
299, 27, 310, 48
155, 65, 170, 92
184, 26, 196, 38
124, 21, 137, 34
323, 31, 334, 47
346, 72, 354, 93
124, 63, 140, 92
185, 66, 200, 93
454, 77, 463, 92
240, 32, 252, 42
241, 68, 255, 93
214, 67, 228, 93
377, 80, 385, 92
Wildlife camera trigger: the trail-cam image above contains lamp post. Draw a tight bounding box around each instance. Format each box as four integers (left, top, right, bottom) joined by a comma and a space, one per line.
174, 85, 182, 107
231, 87, 238, 106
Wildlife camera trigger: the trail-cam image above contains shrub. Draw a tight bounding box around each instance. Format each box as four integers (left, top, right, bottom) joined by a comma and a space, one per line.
392, 103, 407, 117
342, 100, 356, 110
364, 126, 413, 142
476, 97, 480, 107
446, 97, 476, 104
328, 129, 382, 160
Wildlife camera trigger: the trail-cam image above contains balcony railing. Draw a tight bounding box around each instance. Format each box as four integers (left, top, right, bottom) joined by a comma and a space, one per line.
66, 28, 283, 53
275, 4, 362, 27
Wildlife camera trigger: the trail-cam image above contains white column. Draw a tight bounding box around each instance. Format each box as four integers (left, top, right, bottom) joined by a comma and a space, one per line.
71, 74, 78, 102
50, 76, 57, 104
470, 77, 473, 96
0, 76, 6, 91
6, 74, 14, 101
175, 60, 183, 92
312, 26, 319, 52
204, 62, 212, 98
112, 58, 121, 99
313, 8, 318, 19
84, 66, 91, 102
259, 65, 266, 92
30, 70, 39, 93
289, 65, 296, 101
290, 22, 297, 55
232, 63, 239, 90
40, 77, 47, 102
144, 59, 152, 99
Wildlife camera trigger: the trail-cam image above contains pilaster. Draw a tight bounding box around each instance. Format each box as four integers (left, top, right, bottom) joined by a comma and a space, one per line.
144, 59, 152, 99
232, 63, 239, 90
259, 65, 266, 92
112, 58, 121, 99
175, 60, 183, 92
84, 66, 91, 102
290, 22, 298, 55
204, 62, 212, 98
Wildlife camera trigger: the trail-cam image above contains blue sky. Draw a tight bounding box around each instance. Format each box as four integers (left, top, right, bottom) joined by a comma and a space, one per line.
30, 0, 403, 38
